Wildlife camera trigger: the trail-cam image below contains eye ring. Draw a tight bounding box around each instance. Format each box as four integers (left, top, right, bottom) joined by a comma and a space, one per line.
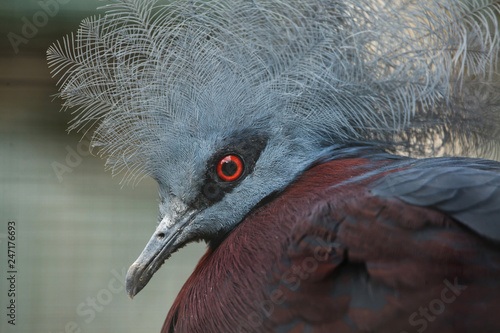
217, 155, 244, 181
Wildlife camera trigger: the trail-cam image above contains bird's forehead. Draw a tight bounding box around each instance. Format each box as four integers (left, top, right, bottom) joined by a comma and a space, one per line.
153, 128, 251, 193
154, 134, 216, 188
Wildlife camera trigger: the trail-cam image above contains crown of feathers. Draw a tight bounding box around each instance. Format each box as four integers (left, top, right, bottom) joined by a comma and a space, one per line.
47, 0, 500, 184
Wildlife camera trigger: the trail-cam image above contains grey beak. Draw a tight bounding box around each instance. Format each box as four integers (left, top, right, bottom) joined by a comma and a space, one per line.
126, 212, 195, 298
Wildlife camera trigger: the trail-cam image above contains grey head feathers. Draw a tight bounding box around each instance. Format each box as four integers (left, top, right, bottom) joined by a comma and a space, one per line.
47, 0, 500, 186
47, 0, 500, 298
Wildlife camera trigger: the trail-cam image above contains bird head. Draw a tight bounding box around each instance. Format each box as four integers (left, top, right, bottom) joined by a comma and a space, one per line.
47, 0, 500, 298
125, 121, 322, 297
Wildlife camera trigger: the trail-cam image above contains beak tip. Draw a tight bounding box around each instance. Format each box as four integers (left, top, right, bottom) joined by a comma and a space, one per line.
125, 263, 141, 299
126, 285, 136, 300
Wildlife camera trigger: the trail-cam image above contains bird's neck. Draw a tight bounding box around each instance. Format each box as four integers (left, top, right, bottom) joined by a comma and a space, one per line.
163, 153, 396, 332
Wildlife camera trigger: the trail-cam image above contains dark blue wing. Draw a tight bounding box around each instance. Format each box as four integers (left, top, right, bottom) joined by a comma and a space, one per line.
371, 157, 500, 242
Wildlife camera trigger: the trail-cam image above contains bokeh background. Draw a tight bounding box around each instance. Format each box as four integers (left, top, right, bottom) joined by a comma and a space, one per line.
0, 1, 206, 332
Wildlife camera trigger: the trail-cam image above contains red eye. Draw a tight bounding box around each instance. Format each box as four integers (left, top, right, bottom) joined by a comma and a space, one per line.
217, 155, 244, 181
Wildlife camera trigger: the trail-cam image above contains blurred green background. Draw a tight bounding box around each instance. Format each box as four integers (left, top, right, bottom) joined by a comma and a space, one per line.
0, 1, 205, 332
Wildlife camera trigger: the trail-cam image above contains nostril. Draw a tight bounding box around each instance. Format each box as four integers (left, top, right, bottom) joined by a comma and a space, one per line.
157, 233, 165, 239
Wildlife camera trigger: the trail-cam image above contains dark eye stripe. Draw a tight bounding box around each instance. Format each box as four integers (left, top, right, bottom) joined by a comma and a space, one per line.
193, 131, 268, 207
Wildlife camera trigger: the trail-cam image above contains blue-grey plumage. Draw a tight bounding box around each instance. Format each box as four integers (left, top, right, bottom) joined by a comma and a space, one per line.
48, 0, 500, 180
371, 157, 500, 240
47, 1, 500, 331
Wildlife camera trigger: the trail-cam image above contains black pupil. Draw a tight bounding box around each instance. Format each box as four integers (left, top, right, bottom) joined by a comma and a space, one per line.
221, 160, 238, 177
